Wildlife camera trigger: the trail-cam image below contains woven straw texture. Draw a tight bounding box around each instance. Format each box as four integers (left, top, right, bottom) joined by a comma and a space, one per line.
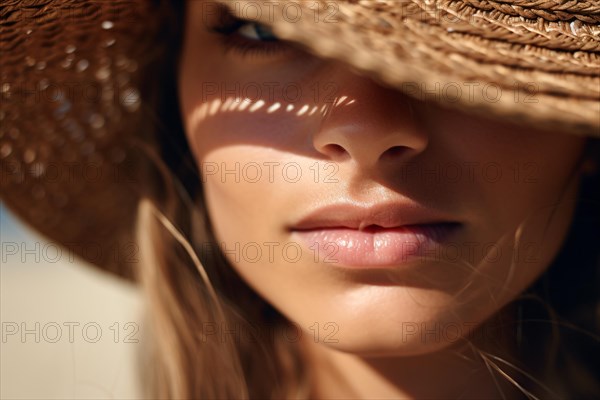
0, 0, 163, 279
223, 0, 600, 136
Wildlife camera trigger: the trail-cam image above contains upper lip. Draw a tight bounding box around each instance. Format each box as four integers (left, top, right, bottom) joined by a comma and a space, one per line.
289, 201, 459, 231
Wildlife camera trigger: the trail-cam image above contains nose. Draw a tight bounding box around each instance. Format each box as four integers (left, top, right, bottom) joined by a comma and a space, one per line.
313, 66, 429, 168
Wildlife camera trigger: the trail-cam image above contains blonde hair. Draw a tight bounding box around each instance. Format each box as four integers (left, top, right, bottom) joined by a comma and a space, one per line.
131, 143, 310, 398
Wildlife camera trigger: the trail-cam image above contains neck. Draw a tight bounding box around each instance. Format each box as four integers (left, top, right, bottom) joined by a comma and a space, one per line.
299, 322, 526, 399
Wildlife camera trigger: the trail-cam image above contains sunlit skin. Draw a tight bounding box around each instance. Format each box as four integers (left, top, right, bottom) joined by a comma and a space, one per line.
178, 1, 589, 398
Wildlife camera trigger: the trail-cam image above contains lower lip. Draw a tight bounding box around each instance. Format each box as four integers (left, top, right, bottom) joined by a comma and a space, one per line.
291, 224, 460, 268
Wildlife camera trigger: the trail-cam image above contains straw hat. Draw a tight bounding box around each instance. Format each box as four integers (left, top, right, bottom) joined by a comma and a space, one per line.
1, 0, 599, 281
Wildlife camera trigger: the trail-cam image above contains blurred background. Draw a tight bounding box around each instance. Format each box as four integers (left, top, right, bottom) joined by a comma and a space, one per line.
1, 202, 143, 399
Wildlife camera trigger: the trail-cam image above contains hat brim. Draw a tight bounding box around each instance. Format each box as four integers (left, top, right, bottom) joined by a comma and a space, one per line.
219, 0, 600, 136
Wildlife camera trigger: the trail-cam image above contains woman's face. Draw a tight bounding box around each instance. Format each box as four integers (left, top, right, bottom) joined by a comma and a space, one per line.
178, 1, 587, 356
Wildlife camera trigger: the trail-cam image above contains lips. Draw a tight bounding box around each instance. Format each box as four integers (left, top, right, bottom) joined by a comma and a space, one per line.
289, 202, 461, 267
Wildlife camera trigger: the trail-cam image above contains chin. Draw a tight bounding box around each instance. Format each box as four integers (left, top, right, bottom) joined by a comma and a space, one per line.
286, 285, 484, 357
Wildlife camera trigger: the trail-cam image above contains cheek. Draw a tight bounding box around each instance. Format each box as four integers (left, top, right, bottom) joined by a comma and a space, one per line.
437, 122, 586, 308
429, 109, 586, 235
187, 131, 278, 247
182, 112, 312, 254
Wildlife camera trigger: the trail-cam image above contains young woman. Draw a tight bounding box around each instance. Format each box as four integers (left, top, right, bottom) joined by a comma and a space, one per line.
2, 1, 599, 399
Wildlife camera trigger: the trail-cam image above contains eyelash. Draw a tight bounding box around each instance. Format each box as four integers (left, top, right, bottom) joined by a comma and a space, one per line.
209, 14, 290, 57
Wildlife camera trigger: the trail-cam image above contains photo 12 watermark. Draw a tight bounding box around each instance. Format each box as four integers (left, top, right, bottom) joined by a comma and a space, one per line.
199, 161, 339, 184
202, 1, 341, 25
197, 320, 339, 345
1, 241, 139, 265
2, 321, 140, 344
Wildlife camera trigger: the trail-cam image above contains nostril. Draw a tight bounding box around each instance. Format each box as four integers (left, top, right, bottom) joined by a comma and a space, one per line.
323, 143, 347, 157
381, 146, 406, 159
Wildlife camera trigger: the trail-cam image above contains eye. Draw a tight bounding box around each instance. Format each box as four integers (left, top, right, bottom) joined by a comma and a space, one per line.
236, 22, 279, 42
212, 18, 291, 57
208, 8, 295, 58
